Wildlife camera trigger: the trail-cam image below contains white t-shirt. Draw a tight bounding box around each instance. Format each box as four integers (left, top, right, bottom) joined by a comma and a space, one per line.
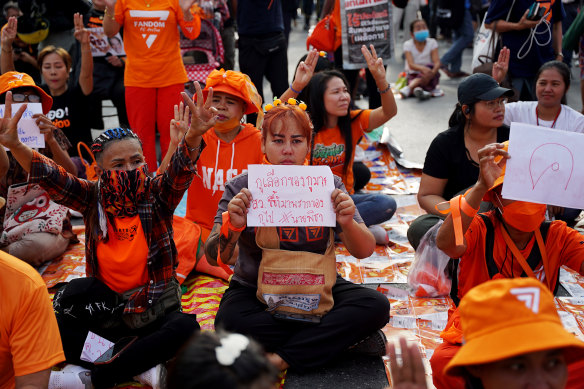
403, 38, 438, 72
504, 101, 584, 133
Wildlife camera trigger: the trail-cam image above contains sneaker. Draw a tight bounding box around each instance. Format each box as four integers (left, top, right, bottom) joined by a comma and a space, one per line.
414, 87, 431, 101
369, 224, 389, 245
134, 364, 167, 389
348, 329, 388, 357
399, 86, 411, 99
48, 365, 92, 389
431, 88, 445, 97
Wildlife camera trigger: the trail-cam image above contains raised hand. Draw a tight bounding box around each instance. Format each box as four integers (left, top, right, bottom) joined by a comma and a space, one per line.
170, 101, 189, 145
492, 46, 510, 84
332, 189, 356, 227
73, 13, 89, 45
1, 17, 17, 49
388, 337, 428, 389
0, 92, 28, 150
292, 49, 319, 92
477, 143, 509, 189
181, 81, 218, 138
361, 44, 387, 84
228, 188, 252, 229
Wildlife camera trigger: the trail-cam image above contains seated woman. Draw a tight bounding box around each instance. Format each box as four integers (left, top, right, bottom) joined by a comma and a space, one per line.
0, 84, 215, 388
284, 45, 398, 243
429, 142, 584, 389
407, 72, 514, 250
399, 18, 442, 100
205, 102, 390, 372
494, 55, 584, 224
389, 278, 584, 389
0, 71, 77, 266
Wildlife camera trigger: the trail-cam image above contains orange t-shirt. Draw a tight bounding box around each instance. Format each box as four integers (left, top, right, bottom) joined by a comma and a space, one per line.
458, 211, 584, 299
311, 109, 371, 194
0, 252, 65, 388
114, 0, 201, 88
96, 215, 149, 294
186, 124, 263, 236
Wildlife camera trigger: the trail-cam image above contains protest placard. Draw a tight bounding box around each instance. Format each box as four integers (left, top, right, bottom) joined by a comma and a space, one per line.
340, 0, 393, 70
247, 165, 336, 227
88, 28, 125, 57
0, 103, 44, 148
502, 122, 584, 209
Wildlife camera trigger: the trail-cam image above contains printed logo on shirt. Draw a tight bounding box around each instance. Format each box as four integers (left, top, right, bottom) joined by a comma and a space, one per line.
114, 223, 138, 241
306, 226, 323, 241
200, 167, 245, 192
312, 143, 345, 167
279, 227, 298, 242
510, 287, 541, 314
129, 10, 170, 48
47, 107, 71, 130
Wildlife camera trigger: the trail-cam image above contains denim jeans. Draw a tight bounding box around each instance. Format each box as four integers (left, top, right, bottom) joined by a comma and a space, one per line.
351, 193, 397, 226
440, 9, 474, 72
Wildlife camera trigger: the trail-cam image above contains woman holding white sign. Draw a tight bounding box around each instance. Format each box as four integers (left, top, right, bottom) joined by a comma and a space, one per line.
206, 102, 390, 372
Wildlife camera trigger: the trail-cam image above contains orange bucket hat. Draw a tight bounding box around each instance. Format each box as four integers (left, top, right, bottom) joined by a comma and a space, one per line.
0, 71, 53, 114
445, 278, 584, 376
202, 69, 263, 125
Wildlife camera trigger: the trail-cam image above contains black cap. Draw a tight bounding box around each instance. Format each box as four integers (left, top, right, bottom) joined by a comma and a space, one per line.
457, 73, 514, 105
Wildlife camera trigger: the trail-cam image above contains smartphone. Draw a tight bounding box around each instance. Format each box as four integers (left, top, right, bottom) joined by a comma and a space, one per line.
93, 336, 138, 365
527, 3, 547, 21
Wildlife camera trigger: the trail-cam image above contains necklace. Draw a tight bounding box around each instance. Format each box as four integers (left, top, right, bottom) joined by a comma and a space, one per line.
536, 106, 561, 128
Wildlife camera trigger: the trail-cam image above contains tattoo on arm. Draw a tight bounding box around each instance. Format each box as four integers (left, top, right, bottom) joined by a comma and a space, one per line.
205, 223, 239, 265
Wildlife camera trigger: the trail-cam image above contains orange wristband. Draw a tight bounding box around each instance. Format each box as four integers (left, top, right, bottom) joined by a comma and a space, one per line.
435, 195, 479, 246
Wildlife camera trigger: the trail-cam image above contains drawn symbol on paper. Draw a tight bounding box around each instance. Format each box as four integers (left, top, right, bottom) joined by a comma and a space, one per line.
529, 143, 574, 190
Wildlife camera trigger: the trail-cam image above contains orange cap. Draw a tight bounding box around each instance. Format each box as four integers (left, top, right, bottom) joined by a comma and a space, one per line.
0, 71, 53, 114
445, 278, 584, 376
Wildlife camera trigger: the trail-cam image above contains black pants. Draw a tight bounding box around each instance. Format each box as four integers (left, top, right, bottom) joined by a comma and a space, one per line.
57, 310, 199, 388
215, 276, 390, 371
239, 32, 289, 125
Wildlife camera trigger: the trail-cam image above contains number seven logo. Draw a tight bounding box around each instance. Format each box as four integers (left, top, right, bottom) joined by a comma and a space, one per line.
510, 287, 541, 314
129, 10, 169, 49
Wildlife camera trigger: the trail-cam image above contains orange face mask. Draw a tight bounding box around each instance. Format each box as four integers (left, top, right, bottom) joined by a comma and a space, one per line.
214, 117, 241, 133
501, 201, 546, 232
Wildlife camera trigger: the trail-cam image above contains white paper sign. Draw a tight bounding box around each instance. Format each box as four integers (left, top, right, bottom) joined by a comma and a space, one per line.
80, 331, 114, 363
502, 122, 584, 209
247, 164, 336, 227
0, 103, 44, 148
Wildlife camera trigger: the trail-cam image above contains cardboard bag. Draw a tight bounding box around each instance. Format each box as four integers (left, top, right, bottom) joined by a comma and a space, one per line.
256, 227, 337, 319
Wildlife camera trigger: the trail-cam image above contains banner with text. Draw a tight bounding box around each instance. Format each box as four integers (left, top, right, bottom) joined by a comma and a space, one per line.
340, 0, 393, 70
247, 165, 336, 227
0, 103, 44, 149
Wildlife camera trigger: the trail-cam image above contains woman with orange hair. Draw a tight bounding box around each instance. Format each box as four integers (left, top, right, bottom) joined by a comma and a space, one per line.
205, 102, 390, 372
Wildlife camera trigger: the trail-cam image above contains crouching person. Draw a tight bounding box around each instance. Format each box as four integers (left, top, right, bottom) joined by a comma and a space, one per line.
0, 85, 216, 388
206, 102, 390, 372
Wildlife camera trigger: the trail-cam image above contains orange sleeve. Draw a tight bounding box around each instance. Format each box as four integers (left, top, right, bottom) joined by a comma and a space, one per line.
178, 8, 201, 40
555, 222, 584, 275
114, 0, 125, 24
10, 282, 65, 377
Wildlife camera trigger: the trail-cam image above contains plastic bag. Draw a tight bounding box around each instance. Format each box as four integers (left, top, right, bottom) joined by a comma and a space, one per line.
407, 220, 452, 297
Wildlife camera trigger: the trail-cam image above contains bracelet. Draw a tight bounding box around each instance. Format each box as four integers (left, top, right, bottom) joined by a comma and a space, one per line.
556, 52, 564, 57
289, 83, 302, 94
104, 7, 116, 21
377, 83, 391, 94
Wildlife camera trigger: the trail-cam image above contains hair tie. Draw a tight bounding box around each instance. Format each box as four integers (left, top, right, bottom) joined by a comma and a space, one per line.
264, 97, 307, 112
215, 334, 250, 366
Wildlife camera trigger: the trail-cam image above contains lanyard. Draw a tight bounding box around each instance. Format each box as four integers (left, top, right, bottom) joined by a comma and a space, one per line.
536, 106, 561, 128
499, 224, 552, 290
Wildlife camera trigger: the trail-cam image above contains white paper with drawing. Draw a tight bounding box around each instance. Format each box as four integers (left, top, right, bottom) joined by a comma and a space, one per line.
0, 103, 44, 148
247, 165, 336, 227
503, 122, 584, 209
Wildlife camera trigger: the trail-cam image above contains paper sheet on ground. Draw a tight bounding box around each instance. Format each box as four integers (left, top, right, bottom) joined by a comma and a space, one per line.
247, 164, 336, 227
503, 123, 584, 209
80, 331, 114, 363
0, 103, 44, 148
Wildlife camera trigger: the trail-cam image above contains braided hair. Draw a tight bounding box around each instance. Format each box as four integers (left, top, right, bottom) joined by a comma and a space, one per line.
91, 127, 142, 162
86, 127, 142, 243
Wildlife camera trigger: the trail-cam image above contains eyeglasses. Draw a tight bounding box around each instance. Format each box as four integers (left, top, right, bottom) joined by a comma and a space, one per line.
482, 98, 508, 110
12, 93, 41, 103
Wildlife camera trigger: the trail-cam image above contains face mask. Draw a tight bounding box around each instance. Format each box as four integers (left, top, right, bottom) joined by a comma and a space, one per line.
414, 30, 429, 42
501, 201, 546, 232
214, 117, 241, 133
99, 164, 150, 217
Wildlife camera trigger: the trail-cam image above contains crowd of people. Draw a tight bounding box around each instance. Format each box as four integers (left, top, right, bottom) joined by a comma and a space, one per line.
2, 0, 584, 388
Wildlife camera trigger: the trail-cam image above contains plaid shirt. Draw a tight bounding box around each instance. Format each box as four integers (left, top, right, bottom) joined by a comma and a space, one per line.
29, 139, 202, 314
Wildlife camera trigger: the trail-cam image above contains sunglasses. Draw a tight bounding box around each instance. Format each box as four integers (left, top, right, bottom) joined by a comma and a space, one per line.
11, 93, 41, 103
